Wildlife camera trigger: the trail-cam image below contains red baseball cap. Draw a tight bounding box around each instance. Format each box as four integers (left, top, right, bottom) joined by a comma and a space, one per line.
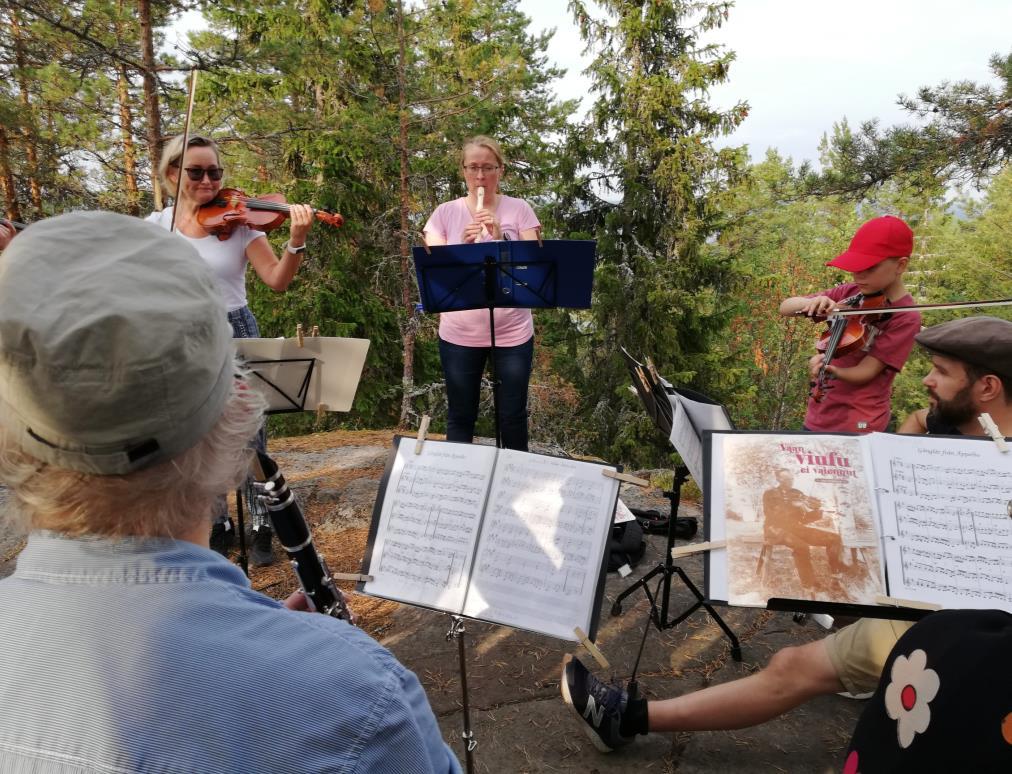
827, 215, 914, 272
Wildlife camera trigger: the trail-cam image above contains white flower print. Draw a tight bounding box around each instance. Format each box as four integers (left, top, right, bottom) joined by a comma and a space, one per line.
884, 648, 940, 749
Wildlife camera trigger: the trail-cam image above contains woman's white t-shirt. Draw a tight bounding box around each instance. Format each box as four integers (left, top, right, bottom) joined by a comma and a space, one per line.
146, 208, 266, 312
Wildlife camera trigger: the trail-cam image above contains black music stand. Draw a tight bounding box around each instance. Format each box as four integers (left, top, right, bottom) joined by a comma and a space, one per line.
614, 349, 742, 662
413, 239, 595, 447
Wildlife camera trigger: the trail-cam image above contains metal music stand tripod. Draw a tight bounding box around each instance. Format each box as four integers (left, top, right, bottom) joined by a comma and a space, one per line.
612, 349, 741, 661
412, 238, 594, 771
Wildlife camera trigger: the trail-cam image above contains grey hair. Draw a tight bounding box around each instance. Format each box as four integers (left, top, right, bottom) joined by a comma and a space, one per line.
0, 365, 266, 538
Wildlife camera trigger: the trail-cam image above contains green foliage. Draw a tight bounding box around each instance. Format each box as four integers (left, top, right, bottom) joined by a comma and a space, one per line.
548, 0, 749, 467
806, 52, 1012, 197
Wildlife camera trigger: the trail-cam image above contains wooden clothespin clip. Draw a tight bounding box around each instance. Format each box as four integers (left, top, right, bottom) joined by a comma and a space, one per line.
977, 412, 1009, 453
311, 325, 320, 337
602, 469, 650, 487
414, 414, 431, 454
634, 365, 649, 392
645, 357, 661, 385
670, 540, 726, 559
875, 595, 942, 611
296, 323, 304, 348
572, 628, 610, 670
535, 226, 543, 248
332, 572, 374, 583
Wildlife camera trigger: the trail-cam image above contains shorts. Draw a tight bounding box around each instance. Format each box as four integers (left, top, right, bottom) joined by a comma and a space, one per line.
824, 618, 914, 695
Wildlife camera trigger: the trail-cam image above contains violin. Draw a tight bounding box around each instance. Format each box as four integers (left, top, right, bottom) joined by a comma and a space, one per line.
197, 188, 344, 242
810, 291, 888, 402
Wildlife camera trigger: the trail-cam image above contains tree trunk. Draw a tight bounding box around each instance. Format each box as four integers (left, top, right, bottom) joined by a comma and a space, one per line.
396, 0, 417, 428
0, 126, 23, 223
137, 0, 162, 209
117, 64, 140, 215
10, 10, 42, 214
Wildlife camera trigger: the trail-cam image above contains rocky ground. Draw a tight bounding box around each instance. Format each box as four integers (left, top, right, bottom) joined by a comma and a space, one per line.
0, 429, 862, 773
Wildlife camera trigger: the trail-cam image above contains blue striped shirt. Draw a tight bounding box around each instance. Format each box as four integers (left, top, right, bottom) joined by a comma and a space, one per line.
0, 531, 461, 774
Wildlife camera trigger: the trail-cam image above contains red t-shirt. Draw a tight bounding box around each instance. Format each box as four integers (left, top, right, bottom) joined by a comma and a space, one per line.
804, 283, 922, 433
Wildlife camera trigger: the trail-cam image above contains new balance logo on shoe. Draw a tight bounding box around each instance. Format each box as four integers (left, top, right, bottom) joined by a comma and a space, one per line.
583, 695, 606, 728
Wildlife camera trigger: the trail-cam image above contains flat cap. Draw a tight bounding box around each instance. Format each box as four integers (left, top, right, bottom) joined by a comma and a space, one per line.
914, 316, 1012, 380
0, 211, 234, 475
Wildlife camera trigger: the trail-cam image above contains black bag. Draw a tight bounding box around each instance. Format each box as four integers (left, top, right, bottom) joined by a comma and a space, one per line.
630, 507, 698, 539
607, 519, 646, 572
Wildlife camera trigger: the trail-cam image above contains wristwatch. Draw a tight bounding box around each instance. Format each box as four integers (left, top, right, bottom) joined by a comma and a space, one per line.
286, 242, 307, 255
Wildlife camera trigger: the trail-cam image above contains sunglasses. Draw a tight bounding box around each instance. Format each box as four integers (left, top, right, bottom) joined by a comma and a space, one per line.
179, 166, 224, 181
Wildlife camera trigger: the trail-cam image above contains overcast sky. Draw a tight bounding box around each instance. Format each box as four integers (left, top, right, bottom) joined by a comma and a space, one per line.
520, 0, 1012, 167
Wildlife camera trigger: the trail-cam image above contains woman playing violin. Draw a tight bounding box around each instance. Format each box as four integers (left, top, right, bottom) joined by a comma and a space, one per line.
779, 216, 922, 433
146, 133, 314, 565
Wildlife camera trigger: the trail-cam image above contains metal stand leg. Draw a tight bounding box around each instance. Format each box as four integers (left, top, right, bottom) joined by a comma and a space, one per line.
235, 486, 249, 577
612, 466, 742, 662
447, 616, 476, 774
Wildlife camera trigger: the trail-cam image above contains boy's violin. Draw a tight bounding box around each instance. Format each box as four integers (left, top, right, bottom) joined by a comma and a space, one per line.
810, 292, 888, 402
197, 188, 344, 241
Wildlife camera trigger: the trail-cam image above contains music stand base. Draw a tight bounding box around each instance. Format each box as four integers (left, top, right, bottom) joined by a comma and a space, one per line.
612, 467, 742, 662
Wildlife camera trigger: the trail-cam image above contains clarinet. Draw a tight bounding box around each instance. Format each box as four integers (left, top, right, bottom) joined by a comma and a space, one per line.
254, 451, 355, 623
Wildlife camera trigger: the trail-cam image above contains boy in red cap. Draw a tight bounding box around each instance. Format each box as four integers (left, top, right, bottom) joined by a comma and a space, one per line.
779, 215, 923, 432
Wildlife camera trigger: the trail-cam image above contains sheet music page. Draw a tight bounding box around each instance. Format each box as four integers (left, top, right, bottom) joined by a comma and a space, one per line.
872, 433, 1011, 611
362, 441, 496, 612
667, 392, 734, 486
708, 432, 885, 606
462, 449, 619, 641
667, 397, 704, 484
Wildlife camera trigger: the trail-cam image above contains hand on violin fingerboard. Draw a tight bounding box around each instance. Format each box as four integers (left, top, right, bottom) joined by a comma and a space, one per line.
288, 203, 314, 246
808, 352, 830, 381
0, 222, 15, 251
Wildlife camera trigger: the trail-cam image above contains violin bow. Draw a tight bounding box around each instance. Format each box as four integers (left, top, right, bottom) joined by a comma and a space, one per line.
826, 297, 1012, 317
169, 68, 199, 233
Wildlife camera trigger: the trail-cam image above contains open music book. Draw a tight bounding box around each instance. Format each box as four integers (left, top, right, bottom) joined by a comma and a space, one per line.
358, 438, 621, 641
705, 431, 1011, 616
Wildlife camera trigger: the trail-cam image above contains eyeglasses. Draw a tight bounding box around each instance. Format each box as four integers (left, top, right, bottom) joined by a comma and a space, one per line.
462, 164, 500, 174
179, 166, 224, 181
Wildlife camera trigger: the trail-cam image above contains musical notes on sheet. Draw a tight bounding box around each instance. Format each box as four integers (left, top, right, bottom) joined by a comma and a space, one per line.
362, 440, 621, 640
877, 434, 1012, 609
365, 441, 495, 610
464, 449, 616, 635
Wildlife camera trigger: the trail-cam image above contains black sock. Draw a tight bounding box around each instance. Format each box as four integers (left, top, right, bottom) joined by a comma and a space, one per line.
620, 696, 649, 736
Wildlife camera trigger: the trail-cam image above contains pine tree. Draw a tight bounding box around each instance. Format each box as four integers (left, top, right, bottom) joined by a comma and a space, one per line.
556, 0, 748, 464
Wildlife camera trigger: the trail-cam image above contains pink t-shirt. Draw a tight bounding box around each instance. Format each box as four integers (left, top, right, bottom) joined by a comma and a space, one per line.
804, 282, 922, 432
423, 195, 541, 347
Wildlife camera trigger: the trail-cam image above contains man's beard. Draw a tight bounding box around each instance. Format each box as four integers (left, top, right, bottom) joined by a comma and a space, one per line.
927, 383, 977, 428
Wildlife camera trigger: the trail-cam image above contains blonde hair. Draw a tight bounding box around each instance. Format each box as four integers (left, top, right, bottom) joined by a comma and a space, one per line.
157, 134, 221, 195
0, 367, 266, 539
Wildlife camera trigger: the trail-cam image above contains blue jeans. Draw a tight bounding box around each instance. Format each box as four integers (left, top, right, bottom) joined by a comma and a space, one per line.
217, 306, 268, 528
439, 336, 533, 451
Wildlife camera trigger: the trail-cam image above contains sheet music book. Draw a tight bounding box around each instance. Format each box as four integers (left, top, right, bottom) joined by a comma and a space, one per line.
705, 431, 1011, 615
622, 348, 734, 484
358, 438, 621, 641
235, 336, 369, 412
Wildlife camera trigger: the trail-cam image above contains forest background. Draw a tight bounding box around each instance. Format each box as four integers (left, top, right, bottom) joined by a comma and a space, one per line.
1, 0, 1010, 470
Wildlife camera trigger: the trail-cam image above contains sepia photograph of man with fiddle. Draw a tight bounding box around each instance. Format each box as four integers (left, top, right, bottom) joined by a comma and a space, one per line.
760, 468, 849, 595
779, 215, 923, 434
145, 133, 339, 566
